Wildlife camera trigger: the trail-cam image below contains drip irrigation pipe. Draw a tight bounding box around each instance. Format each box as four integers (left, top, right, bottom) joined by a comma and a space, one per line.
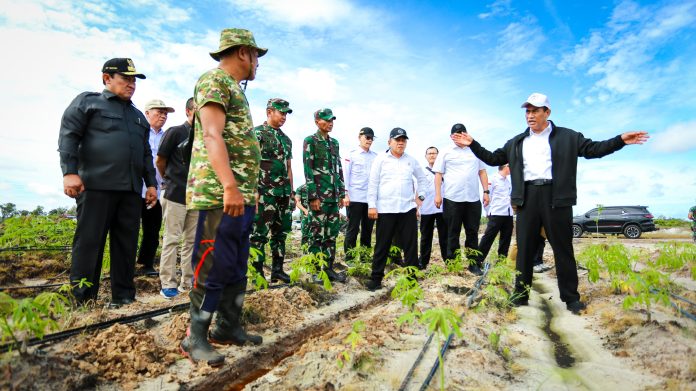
0, 246, 71, 253
397, 333, 434, 391
648, 288, 696, 323
466, 262, 491, 307
0, 282, 290, 353
418, 333, 454, 391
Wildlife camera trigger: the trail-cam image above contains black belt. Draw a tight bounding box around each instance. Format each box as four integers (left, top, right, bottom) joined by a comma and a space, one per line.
525, 179, 553, 186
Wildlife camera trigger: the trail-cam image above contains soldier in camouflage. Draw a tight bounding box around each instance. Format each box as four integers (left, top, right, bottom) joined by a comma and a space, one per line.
689, 205, 696, 242
303, 108, 347, 282
180, 28, 265, 367
249, 98, 294, 283
295, 184, 310, 248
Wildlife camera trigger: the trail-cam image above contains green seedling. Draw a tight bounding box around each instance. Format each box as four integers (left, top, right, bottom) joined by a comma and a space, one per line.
288, 252, 332, 291
336, 320, 366, 369
247, 247, 269, 291
386, 266, 424, 309
420, 307, 463, 391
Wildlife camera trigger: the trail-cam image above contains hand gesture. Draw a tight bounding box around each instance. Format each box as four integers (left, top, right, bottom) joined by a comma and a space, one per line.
621, 131, 649, 145
63, 174, 84, 198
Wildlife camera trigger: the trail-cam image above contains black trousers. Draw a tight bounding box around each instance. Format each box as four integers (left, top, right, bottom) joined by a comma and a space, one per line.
443, 199, 481, 261
70, 190, 141, 301
137, 198, 162, 267
344, 201, 374, 259
476, 215, 513, 266
533, 237, 546, 266
370, 208, 418, 282
515, 184, 579, 303
419, 213, 447, 267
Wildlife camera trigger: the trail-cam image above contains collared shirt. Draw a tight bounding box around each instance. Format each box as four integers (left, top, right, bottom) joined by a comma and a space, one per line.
367, 150, 428, 214
302, 131, 345, 202
420, 165, 443, 216
432, 145, 485, 202
522, 122, 553, 181
344, 146, 377, 203
142, 127, 167, 198
255, 122, 292, 197
485, 172, 512, 216
157, 121, 192, 204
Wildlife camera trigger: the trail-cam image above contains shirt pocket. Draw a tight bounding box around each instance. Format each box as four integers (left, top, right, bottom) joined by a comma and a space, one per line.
98, 111, 124, 132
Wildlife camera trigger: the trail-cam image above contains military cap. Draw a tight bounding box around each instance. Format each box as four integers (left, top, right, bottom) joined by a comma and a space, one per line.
314, 108, 336, 121
389, 127, 409, 139
209, 28, 268, 61
101, 58, 146, 79
359, 127, 375, 137
451, 123, 467, 134
144, 99, 175, 113
267, 98, 292, 113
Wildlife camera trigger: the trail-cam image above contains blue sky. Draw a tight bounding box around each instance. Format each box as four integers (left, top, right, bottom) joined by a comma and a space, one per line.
1, 0, 695, 218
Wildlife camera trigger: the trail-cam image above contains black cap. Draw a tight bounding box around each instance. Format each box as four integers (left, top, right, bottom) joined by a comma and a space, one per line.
451, 123, 467, 134
101, 58, 146, 79
389, 127, 408, 139
359, 127, 375, 137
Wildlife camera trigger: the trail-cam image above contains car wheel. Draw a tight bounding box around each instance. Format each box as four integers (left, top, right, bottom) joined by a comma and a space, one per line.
572, 224, 583, 238
623, 224, 642, 239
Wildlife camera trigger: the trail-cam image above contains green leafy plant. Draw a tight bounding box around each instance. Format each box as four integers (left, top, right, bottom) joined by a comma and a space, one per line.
445, 249, 465, 273
288, 252, 332, 291
336, 320, 366, 369
247, 247, 269, 291
594, 204, 604, 236
488, 328, 511, 361
386, 266, 424, 309
420, 307, 463, 391
345, 245, 373, 264
476, 259, 519, 309
387, 245, 402, 266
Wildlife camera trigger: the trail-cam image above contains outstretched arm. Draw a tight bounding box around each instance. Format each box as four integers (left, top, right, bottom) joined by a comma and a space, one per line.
621, 131, 649, 145
452, 132, 509, 166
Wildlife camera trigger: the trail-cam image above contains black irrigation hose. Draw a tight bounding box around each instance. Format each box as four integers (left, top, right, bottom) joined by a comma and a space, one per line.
648, 288, 696, 323
0, 282, 64, 292
397, 333, 434, 391
419, 333, 454, 391
0, 282, 291, 353
0, 246, 71, 253
466, 262, 491, 308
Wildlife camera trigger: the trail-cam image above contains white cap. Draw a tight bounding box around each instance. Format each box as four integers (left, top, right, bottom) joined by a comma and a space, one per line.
521, 93, 550, 109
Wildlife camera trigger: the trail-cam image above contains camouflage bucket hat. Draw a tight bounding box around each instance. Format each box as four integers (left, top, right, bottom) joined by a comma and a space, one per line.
267, 98, 292, 113
209, 28, 268, 61
314, 108, 336, 121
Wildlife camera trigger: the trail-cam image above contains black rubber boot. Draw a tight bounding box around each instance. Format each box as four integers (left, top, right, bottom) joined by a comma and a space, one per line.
270, 257, 290, 283
323, 258, 346, 283
180, 296, 225, 367
209, 282, 263, 346
251, 255, 266, 280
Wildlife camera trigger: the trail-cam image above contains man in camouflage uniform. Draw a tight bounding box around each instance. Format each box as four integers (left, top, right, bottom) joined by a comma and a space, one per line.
249, 98, 294, 283
180, 28, 265, 367
689, 205, 696, 243
303, 108, 346, 282
295, 184, 310, 248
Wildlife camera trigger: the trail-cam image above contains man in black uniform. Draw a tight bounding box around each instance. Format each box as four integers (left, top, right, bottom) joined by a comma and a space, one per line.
58, 58, 157, 306
456, 93, 648, 314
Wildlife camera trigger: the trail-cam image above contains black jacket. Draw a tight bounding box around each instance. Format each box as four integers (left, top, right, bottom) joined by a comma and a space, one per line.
157, 122, 191, 204
469, 121, 626, 207
58, 89, 156, 193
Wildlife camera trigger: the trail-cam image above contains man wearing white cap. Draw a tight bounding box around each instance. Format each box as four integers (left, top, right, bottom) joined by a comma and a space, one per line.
455, 93, 649, 314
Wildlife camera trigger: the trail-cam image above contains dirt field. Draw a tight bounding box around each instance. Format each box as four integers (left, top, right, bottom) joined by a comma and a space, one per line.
1, 231, 695, 390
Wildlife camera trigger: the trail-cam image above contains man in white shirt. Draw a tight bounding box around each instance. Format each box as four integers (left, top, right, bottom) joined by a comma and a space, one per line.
433, 123, 489, 275
475, 164, 513, 266
366, 128, 429, 290
418, 146, 447, 270
456, 92, 648, 314
137, 99, 174, 276
343, 127, 378, 262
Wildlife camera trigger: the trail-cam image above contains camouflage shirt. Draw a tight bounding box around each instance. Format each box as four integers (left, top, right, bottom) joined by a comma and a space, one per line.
296, 184, 308, 209
302, 131, 345, 203
187, 68, 261, 209
254, 122, 292, 196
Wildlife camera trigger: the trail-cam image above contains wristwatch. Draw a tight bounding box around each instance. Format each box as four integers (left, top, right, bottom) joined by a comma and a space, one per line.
418, 195, 425, 201
483, 190, 490, 194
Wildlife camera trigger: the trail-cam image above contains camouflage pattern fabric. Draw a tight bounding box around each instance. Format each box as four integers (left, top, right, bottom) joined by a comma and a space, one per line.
690, 205, 696, 240
254, 122, 292, 197
307, 202, 341, 262
186, 68, 261, 209
302, 131, 345, 202
250, 194, 290, 265
296, 184, 310, 248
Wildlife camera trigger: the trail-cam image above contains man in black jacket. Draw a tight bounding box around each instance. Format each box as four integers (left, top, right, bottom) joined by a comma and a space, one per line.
455, 93, 648, 314
58, 58, 158, 306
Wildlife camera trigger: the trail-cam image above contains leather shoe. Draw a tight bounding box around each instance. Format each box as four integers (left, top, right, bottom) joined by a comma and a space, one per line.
140, 266, 158, 276
107, 297, 134, 308
566, 300, 586, 314
270, 271, 291, 283
468, 264, 484, 276
510, 295, 528, 307
365, 279, 382, 291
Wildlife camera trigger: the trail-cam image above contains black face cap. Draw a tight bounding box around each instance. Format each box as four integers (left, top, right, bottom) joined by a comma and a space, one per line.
389, 127, 408, 139
101, 58, 146, 79
451, 123, 467, 134
359, 127, 375, 137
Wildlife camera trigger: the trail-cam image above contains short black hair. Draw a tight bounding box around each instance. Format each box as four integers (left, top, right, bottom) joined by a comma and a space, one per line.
426, 146, 439, 154
498, 164, 509, 171
186, 97, 194, 111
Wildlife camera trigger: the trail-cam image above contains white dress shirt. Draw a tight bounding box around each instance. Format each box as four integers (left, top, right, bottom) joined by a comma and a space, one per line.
142, 127, 167, 198
522, 122, 553, 181
367, 151, 429, 214
420, 165, 443, 216
432, 145, 485, 202
344, 146, 377, 203
485, 172, 512, 216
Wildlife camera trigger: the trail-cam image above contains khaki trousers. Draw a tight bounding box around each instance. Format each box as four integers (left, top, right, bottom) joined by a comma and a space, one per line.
160, 196, 198, 290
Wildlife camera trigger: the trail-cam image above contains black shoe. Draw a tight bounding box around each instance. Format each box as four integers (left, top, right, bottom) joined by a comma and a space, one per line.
365, 279, 382, 291
468, 264, 484, 276
566, 300, 586, 314
140, 266, 158, 276
324, 268, 347, 283
270, 270, 291, 283
107, 297, 134, 308
510, 296, 528, 307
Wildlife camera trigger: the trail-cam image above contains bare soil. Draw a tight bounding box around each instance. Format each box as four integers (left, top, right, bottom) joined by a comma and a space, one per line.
1, 232, 694, 390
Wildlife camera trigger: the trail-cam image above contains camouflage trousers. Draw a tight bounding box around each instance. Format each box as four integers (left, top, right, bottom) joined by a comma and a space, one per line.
307, 202, 340, 263
250, 194, 291, 265
300, 212, 311, 249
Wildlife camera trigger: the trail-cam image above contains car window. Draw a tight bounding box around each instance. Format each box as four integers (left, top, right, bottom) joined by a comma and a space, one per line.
604, 208, 621, 215
587, 210, 598, 217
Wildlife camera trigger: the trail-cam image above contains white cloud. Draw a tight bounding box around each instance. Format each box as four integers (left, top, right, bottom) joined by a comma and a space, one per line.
650, 120, 696, 153
492, 18, 546, 67
478, 0, 513, 20
230, 0, 353, 27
